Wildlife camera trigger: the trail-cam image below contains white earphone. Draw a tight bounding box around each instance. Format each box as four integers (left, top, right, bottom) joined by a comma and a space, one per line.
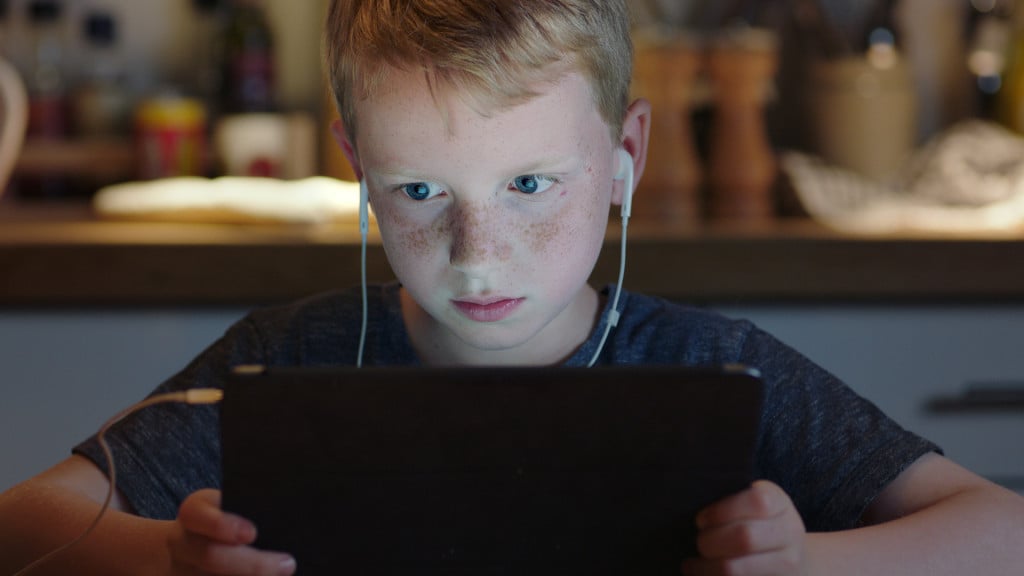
587, 147, 634, 367
356, 179, 369, 367
615, 147, 634, 218
358, 179, 369, 237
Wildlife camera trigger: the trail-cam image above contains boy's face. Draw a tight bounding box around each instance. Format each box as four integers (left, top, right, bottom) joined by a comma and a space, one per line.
340, 68, 624, 364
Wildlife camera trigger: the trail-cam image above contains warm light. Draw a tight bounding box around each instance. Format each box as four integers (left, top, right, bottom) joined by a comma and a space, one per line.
867, 44, 897, 70
866, 27, 897, 70
969, 50, 1005, 77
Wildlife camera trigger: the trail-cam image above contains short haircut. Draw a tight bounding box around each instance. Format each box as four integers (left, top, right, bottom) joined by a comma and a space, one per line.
323, 0, 633, 145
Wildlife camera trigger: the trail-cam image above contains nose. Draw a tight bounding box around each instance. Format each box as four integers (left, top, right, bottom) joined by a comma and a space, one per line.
448, 201, 508, 275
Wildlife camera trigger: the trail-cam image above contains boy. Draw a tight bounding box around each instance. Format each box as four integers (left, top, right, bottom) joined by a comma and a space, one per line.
2, 0, 1023, 574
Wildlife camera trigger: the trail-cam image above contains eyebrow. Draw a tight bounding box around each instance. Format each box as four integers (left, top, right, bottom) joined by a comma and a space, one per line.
511, 155, 582, 175
370, 155, 583, 183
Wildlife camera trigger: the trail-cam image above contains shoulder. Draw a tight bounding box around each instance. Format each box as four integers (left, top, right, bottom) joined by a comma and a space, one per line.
610, 290, 760, 365
244, 283, 399, 334
229, 283, 403, 364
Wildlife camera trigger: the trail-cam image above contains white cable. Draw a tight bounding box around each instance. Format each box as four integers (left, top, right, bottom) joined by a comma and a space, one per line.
587, 151, 633, 367
357, 180, 369, 368
13, 389, 224, 576
586, 214, 628, 367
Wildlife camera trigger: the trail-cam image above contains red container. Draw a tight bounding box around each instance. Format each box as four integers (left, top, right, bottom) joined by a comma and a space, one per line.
135, 96, 207, 179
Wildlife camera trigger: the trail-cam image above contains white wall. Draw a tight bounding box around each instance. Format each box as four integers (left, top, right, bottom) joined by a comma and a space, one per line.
718, 304, 1024, 492
0, 308, 245, 491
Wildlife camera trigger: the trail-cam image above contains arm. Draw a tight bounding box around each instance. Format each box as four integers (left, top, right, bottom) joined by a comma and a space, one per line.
806, 452, 1024, 575
0, 455, 171, 576
684, 453, 1024, 576
0, 455, 295, 576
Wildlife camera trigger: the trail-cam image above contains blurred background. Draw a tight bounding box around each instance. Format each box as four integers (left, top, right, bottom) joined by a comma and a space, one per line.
1, 0, 1022, 227
1, 0, 332, 200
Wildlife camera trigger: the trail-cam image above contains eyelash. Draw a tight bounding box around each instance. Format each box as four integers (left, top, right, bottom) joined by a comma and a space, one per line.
398, 182, 444, 201
509, 175, 558, 195
395, 175, 561, 201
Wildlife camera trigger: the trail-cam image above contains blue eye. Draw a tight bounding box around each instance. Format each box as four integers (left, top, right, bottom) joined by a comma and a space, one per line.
512, 175, 554, 195
401, 182, 443, 201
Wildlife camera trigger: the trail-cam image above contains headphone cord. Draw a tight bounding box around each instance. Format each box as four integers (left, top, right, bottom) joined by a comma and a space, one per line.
587, 212, 628, 368
12, 389, 223, 576
356, 180, 369, 368
587, 149, 633, 367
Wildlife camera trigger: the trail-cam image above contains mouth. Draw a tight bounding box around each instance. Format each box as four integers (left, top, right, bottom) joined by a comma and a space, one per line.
451, 297, 525, 323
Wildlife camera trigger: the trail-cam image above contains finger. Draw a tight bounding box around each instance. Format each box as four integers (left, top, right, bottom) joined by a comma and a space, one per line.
682, 547, 803, 576
696, 515, 792, 559
169, 532, 297, 576
178, 489, 257, 545
696, 480, 789, 529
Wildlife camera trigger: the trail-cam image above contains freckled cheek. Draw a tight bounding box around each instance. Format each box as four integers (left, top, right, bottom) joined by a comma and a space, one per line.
380, 202, 595, 269
382, 220, 442, 263
527, 196, 603, 259
372, 201, 438, 263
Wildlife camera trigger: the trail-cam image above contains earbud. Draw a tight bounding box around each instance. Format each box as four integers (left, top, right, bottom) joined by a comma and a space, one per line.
357, 179, 369, 367
358, 179, 369, 235
614, 148, 633, 219
614, 148, 631, 180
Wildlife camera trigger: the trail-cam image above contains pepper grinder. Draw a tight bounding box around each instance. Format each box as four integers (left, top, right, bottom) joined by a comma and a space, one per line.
705, 29, 779, 221
630, 31, 702, 225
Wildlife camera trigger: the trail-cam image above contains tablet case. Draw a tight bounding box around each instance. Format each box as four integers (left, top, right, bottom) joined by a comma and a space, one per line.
221, 365, 763, 575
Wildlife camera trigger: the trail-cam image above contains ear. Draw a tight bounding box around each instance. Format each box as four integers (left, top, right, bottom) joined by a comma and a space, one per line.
612, 98, 651, 207
330, 118, 364, 181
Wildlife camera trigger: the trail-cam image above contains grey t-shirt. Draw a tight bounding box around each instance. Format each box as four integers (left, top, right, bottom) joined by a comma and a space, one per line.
74, 283, 938, 531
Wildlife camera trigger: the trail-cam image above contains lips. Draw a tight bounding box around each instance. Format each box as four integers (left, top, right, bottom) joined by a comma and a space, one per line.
451, 297, 525, 323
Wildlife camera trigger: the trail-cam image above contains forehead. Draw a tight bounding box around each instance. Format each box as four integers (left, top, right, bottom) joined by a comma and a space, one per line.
353, 67, 613, 172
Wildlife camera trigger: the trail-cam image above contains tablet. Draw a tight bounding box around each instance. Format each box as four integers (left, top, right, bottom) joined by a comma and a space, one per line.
221, 365, 763, 575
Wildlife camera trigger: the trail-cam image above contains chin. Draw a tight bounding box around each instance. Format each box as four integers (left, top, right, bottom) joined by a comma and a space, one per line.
454, 324, 533, 351
448, 318, 548, 357
457, 309, 583, 364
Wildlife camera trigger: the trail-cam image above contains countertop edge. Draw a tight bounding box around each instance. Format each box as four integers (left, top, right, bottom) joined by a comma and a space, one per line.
4, 231, 1024, 306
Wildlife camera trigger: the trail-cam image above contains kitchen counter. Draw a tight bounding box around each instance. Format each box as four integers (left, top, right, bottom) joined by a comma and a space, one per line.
3, 201, 1024, 306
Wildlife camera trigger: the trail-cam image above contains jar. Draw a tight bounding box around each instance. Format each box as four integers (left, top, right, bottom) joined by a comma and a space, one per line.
135, 95, 207, 179
807, 54, 918, 183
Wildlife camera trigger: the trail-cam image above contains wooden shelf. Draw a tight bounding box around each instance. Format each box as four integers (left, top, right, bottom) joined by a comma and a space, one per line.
14, 138, 137, 180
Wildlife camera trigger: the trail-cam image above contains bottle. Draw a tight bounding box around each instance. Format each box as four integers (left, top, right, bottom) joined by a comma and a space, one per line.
72, 10, 131, 138
997, 0, 1024, 133
191, 0, 228, 120
0, 0, 10, 57
896, 0, 972, 143
220, 0, 276, 114
25, 0, 69, 139
967, 0, 1013, 120
16, 0, 81, 199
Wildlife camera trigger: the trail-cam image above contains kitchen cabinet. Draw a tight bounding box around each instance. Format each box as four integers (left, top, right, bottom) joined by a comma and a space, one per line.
718, 305, 1024, 494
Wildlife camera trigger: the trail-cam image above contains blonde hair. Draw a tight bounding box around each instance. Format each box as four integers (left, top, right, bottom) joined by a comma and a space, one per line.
324, 0, 633, 144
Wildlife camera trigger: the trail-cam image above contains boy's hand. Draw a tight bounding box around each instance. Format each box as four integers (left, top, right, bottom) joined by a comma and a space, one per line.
167, 489, 296, 576
682, 480, 806, 576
